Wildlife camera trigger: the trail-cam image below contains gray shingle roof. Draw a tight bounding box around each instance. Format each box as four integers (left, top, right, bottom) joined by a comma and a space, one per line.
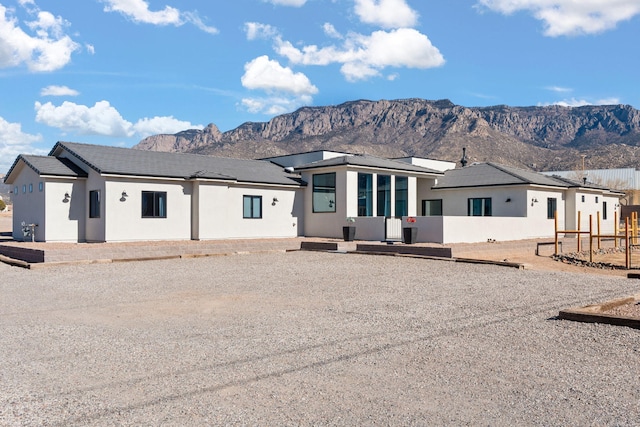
49, 142, 305, 186
5, 155, 88, 182
432, 162, 573, 189
293, 154, 443, 175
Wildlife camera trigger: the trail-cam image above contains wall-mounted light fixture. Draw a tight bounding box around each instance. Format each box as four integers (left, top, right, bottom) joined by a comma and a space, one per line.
272, 197, 279, 206
63, 192, 70, 203
329, 200, 334, 208
531, 197, 538, 206
505, 197, 512, 203
120, 191, 128, 202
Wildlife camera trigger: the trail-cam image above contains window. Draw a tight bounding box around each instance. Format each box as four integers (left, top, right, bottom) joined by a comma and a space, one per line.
358, 173, 373, 216
395, 176, 408, 217
468, 198, 492, 216
312, 173, 336, 213
13, 186, 18, 196
142, 191, 167, 218
377, 175, 391, 217
603, 201, 608, 220
28, 183, 33, 193
22, 185, 26, 194
89, 190, 101, 218
243, 195, 262, 218
595, 196, 599, 203
581, 195, 585, 202
547, 198, 557, 219
423, 199, 443, 216
38, 182, 43, 192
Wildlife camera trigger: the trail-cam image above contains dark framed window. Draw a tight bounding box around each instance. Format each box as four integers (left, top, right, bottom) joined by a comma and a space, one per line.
547, 197, 557, 219
358, 173, 373, 216
377, 175, 391, 217
603, 201, 608, 220
468, 198, 492, 216
243, 195, 262, 218
423, 199, 443, 216
142, 191, 167, 218
581, 195, 585, 202
89, 190, 101, 218
312, 173, 336, 213
395, 176, 408, 217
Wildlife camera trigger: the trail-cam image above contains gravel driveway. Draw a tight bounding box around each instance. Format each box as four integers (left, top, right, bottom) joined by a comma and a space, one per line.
1, 251, 639, 426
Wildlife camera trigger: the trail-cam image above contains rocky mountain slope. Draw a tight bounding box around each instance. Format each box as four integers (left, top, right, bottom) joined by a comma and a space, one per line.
135, 98, 640, 171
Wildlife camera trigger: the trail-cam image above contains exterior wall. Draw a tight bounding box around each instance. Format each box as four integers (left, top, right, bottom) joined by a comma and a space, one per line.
565, 190, 619, 235
302, 168, 350, 238
426, 186, 530, 217
102, 178, 192, 241
196, 183, 303, 239
83, 170, 106, 242
396, 157, 456, 172
10, 165, 46, 241
44, 179, 86, 242
415, 216, 558, 244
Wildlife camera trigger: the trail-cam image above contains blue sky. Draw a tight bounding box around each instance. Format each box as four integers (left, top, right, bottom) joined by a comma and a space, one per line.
1, 0, 640, 171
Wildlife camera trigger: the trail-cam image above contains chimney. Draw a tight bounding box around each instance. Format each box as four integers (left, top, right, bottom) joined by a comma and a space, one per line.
460, 147, 468, 167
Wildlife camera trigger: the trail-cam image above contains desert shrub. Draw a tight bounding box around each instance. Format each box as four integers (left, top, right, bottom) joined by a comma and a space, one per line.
0, 199, 6, 211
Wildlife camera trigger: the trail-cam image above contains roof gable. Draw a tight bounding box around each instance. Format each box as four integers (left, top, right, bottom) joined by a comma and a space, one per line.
4, 155, 88, 183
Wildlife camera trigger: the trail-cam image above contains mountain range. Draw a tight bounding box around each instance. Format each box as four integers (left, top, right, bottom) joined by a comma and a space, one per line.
134, 98, 640, 172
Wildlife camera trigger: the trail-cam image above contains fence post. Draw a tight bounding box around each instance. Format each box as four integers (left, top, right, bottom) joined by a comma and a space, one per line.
589, 215, 593, 263
577, 211, 581, 252
554, 210, 559, 255
626, 217, 630, 270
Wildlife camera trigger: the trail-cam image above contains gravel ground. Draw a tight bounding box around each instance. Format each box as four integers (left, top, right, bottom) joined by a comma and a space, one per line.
1, 251, 639, 426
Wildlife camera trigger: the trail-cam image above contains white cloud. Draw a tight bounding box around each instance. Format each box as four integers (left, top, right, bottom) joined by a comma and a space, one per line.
0, 3, 80, 72
323, 22, 342, 39
354, 0, 419, 28
245, 22, 278, 40
133, 116, 203, 137
542, 97, 621, 107
0, 116, 43, 172
241, 95, 313, 116
34, 100, 202, 138
275, 28, 445, 81
240, 56, 317, 115
264, 0, 307, 6
477, 0, 640, 36
102, 0, 218, 33
241, 55, 318, 96
85, 43, 95, 54
40, 85, 79, 96
546, 85, 572, 93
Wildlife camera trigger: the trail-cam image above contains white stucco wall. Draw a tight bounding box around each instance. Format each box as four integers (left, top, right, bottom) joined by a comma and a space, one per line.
9, 165, 46, 241
44, 179, 86, 242
102, 178, 192, 241
415, 216, 558, 244
196, 182, 303, 239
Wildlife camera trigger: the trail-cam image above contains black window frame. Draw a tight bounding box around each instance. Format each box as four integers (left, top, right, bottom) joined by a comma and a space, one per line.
141, 191, 167, 218
312, 173, 336, 213
547, 197, 557, 219
243, 195, 262, 219
89, 190, 101, 219
603, 201, 608, 220
468, 197, 492, 216
422, 199, 443, 216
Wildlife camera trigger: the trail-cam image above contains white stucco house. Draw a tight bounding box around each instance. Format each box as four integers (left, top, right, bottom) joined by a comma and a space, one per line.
4, 142, 623, 244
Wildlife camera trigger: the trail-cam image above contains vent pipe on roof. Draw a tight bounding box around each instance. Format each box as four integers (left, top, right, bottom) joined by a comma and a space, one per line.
583, 177, 587, 185
460, 147, 468, 167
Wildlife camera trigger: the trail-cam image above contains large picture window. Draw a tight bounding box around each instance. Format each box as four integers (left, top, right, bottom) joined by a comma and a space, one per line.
142, 191, 167, 218
358, 173, 373, 216
89, 190, 100, 218
312, 173, 336, 213
395, 176, 408, 217
243, 195, 262, 218
377, 175, 391, 217
468, 198, 492, 216
422, 199, 443, 216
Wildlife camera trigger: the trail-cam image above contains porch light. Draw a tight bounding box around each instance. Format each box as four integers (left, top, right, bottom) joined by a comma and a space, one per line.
272, 197, 279, 206
63, 192, 70, 203
329, 200, 334, 208
120, 191, 128, 202
505, 198, 511, 203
